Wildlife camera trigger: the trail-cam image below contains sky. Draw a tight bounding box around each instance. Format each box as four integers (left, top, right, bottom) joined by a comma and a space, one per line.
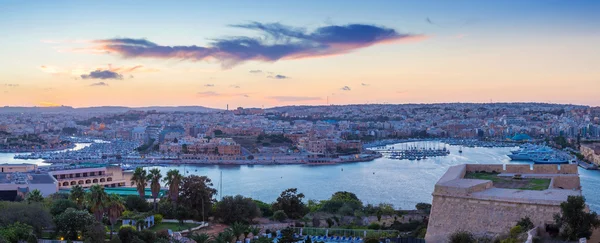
0, 0, 599, 108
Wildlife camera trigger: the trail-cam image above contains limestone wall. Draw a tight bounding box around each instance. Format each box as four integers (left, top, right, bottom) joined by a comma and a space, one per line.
425, 195, 561, 242
465, 164, 578, 174
551, 176, 581, 189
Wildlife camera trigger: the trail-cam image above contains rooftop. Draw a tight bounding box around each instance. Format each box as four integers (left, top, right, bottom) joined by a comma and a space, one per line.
433, 164, 581, 205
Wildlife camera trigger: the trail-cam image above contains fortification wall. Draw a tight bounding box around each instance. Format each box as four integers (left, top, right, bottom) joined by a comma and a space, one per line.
465, 164, 578, 174
581, 144, 600, 165
425, 195, 561, 242
552, 176, 581, 189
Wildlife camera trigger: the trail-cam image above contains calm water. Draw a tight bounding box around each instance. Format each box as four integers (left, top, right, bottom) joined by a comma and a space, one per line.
2, 142, 600, 211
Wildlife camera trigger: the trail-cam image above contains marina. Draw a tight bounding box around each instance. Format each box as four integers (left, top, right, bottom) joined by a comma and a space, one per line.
2, 141, 600, 212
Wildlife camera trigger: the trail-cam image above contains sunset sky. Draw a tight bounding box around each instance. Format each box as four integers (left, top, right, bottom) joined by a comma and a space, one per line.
1, 0, 599, 108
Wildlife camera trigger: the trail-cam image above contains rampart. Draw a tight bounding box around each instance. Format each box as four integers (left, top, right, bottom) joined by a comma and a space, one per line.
426, 164, 581, 242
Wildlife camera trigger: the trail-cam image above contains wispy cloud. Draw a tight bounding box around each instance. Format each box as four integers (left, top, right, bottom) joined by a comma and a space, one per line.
81, 70, 123, 80
197, 91, 250, 98
88, 22, 425, 68
361, 83, 369, 86
267, 96, 322, 102
230, 85, 241, 89
249, 70, 262, 74
90, 82, 109, 87
3, 84, 19, 88
204, 84, 215, 87
341, 86, 351, 91
267, 74, 289, 79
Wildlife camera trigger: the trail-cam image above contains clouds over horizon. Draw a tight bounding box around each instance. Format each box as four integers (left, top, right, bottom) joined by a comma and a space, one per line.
197, 91, 250, 98
90, 82, 109, 87
90, 22, 424, 68
268, 74, 289, 79
341, 86, 351, 91
81, 70, 123, 80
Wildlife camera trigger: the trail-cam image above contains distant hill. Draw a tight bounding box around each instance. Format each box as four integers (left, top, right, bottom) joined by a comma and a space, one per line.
0, 106, 220, 113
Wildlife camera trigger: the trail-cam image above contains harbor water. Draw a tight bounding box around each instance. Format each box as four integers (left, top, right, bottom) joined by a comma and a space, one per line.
1, 141, 600, 212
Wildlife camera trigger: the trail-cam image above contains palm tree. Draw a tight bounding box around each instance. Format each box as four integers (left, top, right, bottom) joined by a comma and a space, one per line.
106, 194, 125, 239
218, 230, 235, 243
230, 222, 248, 242
163, 169, 183, 203
69, 185, 85, 209
149, 168, 162, 211
249, 226, 262, 239
131, 167, 148, 199
87, 184, 109, 222
25, 189, 44, 204
189, 232, 211, 243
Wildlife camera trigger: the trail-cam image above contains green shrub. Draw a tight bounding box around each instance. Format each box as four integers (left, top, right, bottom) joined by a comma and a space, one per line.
154, 214, 163, 224
367, 223, 380, 230
448, 230, 475, 243
273, 210, 288, 222
516, 217, 534, 231
509, 225, 523, 238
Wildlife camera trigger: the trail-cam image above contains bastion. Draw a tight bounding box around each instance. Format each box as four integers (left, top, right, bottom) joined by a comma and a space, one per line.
425, 163, 581, 242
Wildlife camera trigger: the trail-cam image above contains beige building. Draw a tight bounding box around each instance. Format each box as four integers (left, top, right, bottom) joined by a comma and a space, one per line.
581, 143, 600, 165
50, 166, 133, 189
426, 164, 581, 242
0, 163, 38, 173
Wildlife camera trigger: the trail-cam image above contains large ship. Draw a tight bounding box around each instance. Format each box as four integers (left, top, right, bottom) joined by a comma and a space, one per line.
507, 146, 554, 161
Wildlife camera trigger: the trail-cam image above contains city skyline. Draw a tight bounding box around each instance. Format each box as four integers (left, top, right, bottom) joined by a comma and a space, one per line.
1, 0, 599, 108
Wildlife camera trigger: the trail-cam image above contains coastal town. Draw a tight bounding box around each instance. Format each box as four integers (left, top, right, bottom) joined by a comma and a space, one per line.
1, 103, 599, 166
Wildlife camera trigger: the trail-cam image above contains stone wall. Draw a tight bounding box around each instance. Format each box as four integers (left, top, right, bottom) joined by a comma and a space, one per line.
551, 176, 581, 189
465, 164, 578, 174
425, 195, 561, 242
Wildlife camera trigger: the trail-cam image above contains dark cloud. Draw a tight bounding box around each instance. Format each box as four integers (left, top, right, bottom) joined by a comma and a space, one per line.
94, 22, 422, 68
268, 74, 289, 79
341, 86, 351, 91
81, 70, 123, 80
204, 84, 215, 87
249, 70, 262, 73
267, 96, 322, 102
90, 82, 109, 87
361, 83, 369, 86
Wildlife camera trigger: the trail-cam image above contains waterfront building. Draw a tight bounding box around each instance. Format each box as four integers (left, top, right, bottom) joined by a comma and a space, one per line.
50, 166, 133, 189
0, 172, 58, 200
0, 163, 37, 172
581, 143, 600, 165
426, 164, 581, 241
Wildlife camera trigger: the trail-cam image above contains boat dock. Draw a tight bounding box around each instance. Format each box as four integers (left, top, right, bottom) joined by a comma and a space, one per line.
578, 160, 598, 170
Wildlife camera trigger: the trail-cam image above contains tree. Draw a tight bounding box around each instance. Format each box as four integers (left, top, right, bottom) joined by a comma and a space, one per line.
25, 189, 44, 204
273, 210, 288, 222
516, 217, 534, 231
107, 194, 126, 240
215, 195, 260, 224
163, 169, 183, 203
55, 208, 95, 240
69, 185, 86, 209
272, 188, 307, 219
149, 168, 162, 211
125, 195, 151, 212
0, 222, 34, 243
179, 175, 217, 221
50, 199, 78, 217
278, 228, 297, 243
84, 221, 107, 243
118, 225, 137, 243
229, 222, 248, 241
189, 233, 210, 243
553, 196, 600, 240
131, 167, 149, 199
87, 184, 109, 222
254, 200, 273, 217
415, 203, 432, 213
0, 201, 53, 236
